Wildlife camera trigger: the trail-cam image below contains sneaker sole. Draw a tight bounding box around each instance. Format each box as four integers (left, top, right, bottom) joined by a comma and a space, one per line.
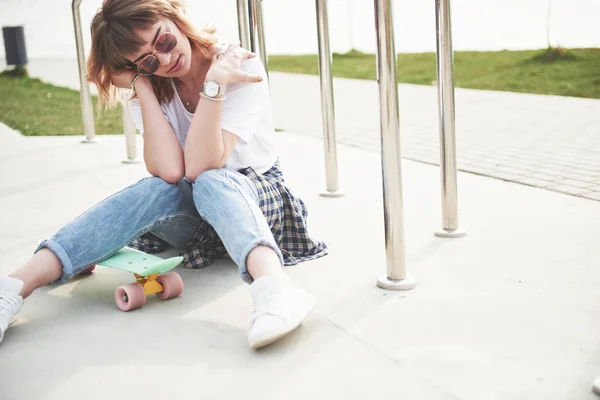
0, 316, 21, 345
249, 295, 317, 350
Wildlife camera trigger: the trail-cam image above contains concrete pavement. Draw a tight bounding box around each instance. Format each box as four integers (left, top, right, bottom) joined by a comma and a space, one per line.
1, 122, 600, 399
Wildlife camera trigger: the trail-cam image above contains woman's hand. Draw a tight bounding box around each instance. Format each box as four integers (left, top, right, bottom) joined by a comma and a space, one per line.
110, 68, 138, 89
205, 43, 262, 86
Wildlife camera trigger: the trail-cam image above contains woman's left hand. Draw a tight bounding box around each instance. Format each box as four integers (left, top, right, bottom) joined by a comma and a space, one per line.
205, 43, 262, 86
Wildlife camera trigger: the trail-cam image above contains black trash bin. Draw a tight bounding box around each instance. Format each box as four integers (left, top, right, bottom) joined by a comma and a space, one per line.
3, 26, 28, 66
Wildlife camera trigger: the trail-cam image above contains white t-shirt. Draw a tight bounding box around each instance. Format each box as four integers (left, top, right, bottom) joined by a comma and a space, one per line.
129, 58, 277, 175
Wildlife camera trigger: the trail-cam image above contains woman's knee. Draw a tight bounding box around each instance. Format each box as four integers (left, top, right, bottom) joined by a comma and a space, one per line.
192, 169, 259, 211
131, 176, 184, 199
192, 169, 230, 194
193, 169, 227, 184
111, 176, 191, 215
138, 176, 179, 190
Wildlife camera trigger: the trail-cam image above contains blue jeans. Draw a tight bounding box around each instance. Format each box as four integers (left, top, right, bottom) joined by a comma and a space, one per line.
35, 169, 284, 284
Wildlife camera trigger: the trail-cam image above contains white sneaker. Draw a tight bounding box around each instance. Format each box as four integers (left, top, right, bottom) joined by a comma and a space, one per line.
248, 276, 317, 350
0, 277, 24, 345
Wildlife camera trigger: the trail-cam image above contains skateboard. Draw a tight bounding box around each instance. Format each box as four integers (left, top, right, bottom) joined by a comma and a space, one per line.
89, 247, 184, 312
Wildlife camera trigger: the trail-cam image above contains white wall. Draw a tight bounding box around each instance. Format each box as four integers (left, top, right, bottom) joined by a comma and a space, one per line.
0, 0, 598, 60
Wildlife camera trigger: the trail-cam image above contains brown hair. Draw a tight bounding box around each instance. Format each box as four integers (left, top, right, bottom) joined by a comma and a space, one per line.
87, 0, 216, 111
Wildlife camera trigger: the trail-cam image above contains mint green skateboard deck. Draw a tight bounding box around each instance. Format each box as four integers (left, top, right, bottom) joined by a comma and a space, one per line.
98, 247, 185, 311
98, 247, 183, 277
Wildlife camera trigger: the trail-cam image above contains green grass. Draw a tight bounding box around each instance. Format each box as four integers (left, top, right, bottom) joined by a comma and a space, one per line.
269, 48, 600, 99
1, 48, 598, 136
0, 73, 123, 136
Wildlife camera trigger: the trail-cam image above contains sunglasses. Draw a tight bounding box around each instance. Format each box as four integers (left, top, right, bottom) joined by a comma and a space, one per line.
134, 21, 177, 75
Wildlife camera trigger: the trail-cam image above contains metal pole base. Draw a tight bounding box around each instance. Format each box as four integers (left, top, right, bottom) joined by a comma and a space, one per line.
319, 190, 345, 198
434, 227, 466, 238
592, 377, 600, 396
377, 274, 416, 291
122, 159, 141, 164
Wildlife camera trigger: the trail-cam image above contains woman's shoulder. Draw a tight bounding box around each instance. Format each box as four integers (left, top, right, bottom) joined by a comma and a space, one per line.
225, 57, 267, 96
241, 57, 267, 77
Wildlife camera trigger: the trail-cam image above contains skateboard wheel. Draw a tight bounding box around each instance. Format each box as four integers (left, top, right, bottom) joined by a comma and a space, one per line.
114, 283, 146, 311
156, 272, 184, 300
85, 265, 96, 273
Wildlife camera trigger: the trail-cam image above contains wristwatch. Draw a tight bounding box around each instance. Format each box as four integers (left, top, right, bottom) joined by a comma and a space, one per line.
200, 80, 226, 100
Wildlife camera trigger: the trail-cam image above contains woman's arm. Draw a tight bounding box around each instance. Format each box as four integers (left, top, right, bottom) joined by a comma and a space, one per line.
183, 85, 238, 181
183, 45, 263, 181
134, 77, 185, 183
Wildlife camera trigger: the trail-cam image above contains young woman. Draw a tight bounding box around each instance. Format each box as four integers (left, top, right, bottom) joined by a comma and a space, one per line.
0, 0, 327, 350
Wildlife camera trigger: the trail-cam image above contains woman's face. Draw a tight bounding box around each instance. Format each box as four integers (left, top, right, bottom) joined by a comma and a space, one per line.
128, 18, 192, 77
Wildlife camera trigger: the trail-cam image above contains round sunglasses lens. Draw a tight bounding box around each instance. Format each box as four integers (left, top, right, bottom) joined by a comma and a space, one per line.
139, 56, 160, 74
155, 33, 177, 53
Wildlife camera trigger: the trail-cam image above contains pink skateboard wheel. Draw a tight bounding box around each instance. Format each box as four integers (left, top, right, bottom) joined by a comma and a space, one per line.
114, 283, 146, 311
156, 272, 184, 300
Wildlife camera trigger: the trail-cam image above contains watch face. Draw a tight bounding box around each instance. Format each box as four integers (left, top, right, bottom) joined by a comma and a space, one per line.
205, 81, 219, 97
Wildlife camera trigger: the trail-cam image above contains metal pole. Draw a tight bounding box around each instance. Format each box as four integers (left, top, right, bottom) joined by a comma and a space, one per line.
434, 0, 465, 238
374, 0, 415, 290
72, 0, 96, 142
248, 0, 269, 78
121, 95, 140, 164
236, 0, 251, 50
316, 0, 343, 198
